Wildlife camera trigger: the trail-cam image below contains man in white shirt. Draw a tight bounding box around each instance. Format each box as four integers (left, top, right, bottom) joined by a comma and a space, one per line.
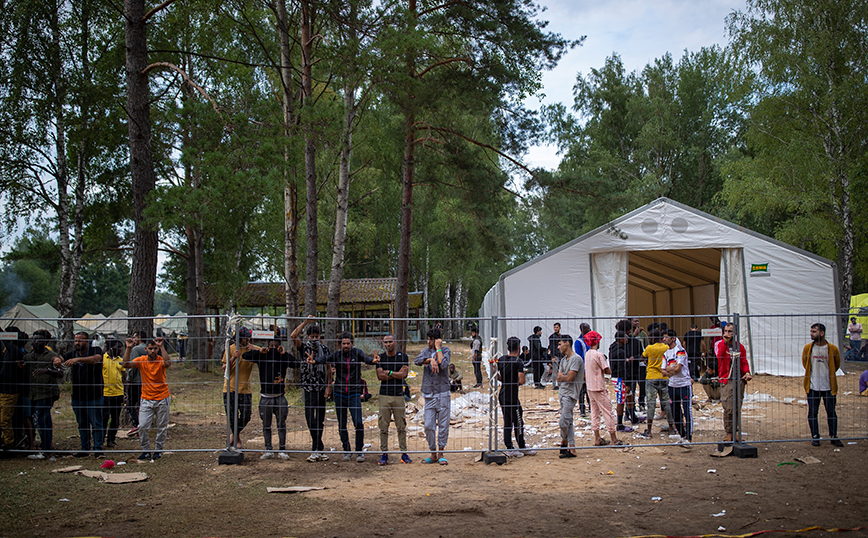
801, 323, 842, 447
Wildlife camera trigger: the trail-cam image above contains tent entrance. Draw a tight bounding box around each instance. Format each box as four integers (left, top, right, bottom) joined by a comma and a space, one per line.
626, 248, 721, 333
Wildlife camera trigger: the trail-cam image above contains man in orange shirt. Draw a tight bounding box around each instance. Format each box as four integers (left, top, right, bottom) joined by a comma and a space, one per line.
123, 337, 172, 461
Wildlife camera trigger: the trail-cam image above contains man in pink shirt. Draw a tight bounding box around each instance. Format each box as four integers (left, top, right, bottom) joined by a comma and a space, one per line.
584, 331, 624, 447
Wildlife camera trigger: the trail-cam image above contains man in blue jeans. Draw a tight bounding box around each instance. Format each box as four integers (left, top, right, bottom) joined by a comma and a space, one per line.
802, 323, 843, 447
312, 332, 379, 462
63, 332, 104, 458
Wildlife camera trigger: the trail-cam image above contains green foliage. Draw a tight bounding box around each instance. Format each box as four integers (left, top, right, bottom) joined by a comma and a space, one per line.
723, 0, 868, 301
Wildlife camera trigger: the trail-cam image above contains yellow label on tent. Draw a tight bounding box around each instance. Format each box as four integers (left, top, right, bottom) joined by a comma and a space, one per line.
750, 262, 770, 276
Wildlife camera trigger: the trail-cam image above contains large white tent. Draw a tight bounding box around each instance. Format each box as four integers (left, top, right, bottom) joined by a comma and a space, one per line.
0, 303, 91, 336
479, 198, 840, 376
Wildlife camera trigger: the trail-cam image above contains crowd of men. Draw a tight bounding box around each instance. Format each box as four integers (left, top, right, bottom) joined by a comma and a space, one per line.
0, 315, 854, 462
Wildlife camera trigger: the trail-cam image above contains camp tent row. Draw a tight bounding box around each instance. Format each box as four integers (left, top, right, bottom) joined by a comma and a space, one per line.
479, 198, 840, 376
0, 304, 194, 338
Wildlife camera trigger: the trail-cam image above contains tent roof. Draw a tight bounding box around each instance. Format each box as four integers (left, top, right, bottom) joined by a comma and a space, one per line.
501, 197, 835, 282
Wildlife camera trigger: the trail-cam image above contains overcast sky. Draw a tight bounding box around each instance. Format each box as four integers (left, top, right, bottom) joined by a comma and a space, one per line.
525, 0, 746, 170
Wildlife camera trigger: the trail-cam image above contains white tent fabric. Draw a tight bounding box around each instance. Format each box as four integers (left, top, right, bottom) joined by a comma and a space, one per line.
591, 251, 628, 322
478, 198, 839, 376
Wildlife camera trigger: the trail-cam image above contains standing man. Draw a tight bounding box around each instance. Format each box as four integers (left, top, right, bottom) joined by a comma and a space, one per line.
63, 332, 105, 457
414, 328, 451, 465
126, 331, 148, 436
575, 323, 592, 416
26, 330, 63, 459
528, 326, 545, 389
556, 334, 583, 458
0, 327, 26, 451
376, 334, 411, 465
637, 329, 675, 440
290, 316, 333, 462
684, 324, 705, 381
584, 331, 622, 446
547, 322, 564, 390
242, 336, 293, 460
102, 340, 126, 450
848, 317, 862, 360
802, 323, 843, 447
122, 337, 172, 460
608, 330, 633, 433
714, 323, 752, 443
222, 327, 255, 449
633, 319, 648, 410
312, 331, 379, 462
496, 336, 531, 457
469, 327, 483, 388
663, 329, 693, 446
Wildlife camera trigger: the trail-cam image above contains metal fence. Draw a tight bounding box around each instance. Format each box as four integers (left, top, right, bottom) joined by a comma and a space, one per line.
0, 312, 865, 462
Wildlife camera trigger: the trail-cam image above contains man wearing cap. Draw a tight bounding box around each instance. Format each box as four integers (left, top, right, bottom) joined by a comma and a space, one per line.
223, 327, 255, 449
584, 331, 622, 447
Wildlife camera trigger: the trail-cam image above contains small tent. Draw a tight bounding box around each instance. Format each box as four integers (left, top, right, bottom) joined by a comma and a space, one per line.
479, 198, 839, 376
0, 303, 91, 336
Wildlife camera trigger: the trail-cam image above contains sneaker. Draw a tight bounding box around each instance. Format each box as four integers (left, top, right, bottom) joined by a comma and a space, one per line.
138, 452, 151, 461
523, 449, 538, 456
831, 439, 844, 448
811, 439, 821, 447
73, 452, 89, 458
152, 452, 162, 460
401, 453, 413, 464
307, 453, 319, 462
318, 453, 329, 461
260, 451, 275, 460
27, 453, 46, 460
679, 439, 692, 449
378, 453, 389, 466
277, 451, 291, 460
342, 453, 352, 462
356, 454, 365, 463
507, 450, 524, 458
637, 431, 652, 440
94, 452, 105, 459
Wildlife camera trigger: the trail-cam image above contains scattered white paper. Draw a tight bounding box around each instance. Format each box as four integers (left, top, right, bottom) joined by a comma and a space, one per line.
712, 510, 726, 517
707, 469, 717, 473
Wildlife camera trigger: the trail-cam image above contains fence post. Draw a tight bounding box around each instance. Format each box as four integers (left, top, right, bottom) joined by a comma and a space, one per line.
482, 315, 506, 464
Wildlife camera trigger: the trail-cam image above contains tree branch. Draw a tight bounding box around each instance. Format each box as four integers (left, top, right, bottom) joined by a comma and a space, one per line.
142, 62, 221, 114
417, 57, 473, 78
143, 0, 180, 23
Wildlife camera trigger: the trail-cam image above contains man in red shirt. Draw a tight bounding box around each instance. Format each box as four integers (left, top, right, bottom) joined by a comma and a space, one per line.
714, 325, 751, 442
123, 337, 172, 461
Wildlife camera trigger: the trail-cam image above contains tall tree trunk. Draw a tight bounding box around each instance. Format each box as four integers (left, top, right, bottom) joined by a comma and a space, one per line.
326, 83, 356, 341
49, 0, 73, 348
395, 0, 417, 352
300, 0, 318, 318
125, 0, 158, 337
276, 0, 300, 322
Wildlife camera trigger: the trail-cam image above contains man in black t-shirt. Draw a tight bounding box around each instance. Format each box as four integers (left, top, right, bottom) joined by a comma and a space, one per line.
683, 324, 705, 381
497, 336, 534, 457
242, 337, 294, 460
63, 332, 105, 457
376, 335, 411, 465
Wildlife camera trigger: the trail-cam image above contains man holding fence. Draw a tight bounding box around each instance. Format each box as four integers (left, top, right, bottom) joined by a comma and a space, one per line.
714, 324, 751, 443
802, 323, 843, 447
415, 328, 451, 465
376, 334, 411, 465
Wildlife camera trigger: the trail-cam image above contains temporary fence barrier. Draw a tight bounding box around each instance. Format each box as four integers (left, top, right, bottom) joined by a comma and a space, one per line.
0, 312, 865, 462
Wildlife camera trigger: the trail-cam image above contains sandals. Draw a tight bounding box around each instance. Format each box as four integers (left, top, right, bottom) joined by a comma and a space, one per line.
438, 457, 448, 465
593, 439, 610, 446
614, 440, 627, 446
558, 451, 577, 459
421, 457, 436, 464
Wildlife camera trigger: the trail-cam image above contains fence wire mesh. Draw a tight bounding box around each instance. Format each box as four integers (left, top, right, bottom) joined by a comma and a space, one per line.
1, 312, 865, 462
